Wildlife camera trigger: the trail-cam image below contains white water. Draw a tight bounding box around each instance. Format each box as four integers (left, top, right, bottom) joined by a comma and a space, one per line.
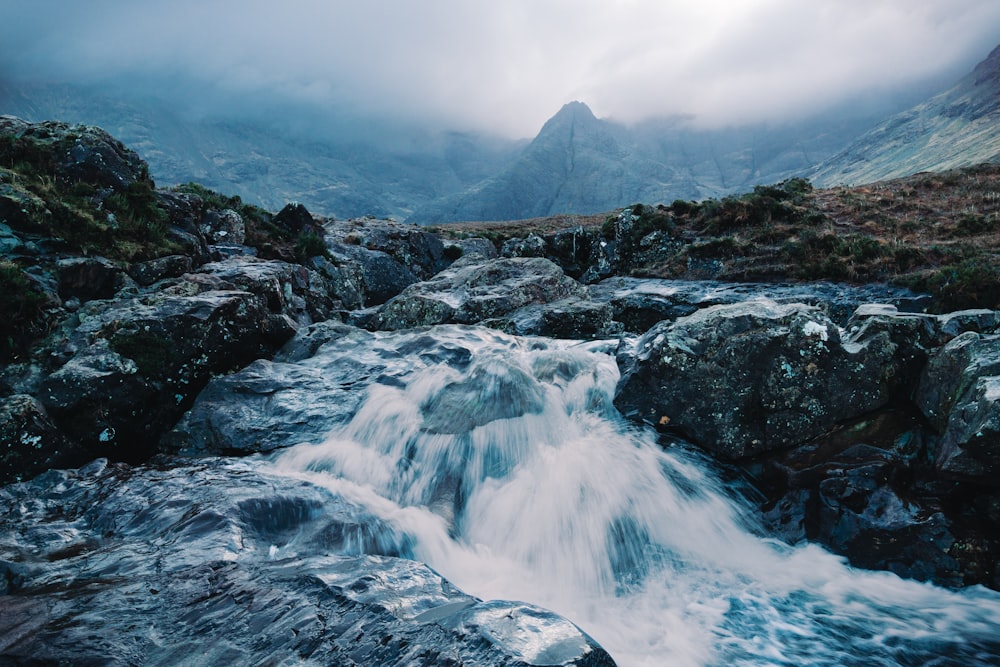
272, 326, 1000, 666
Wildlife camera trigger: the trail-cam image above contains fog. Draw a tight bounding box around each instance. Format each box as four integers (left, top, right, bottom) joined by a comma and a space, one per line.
2, 0, 999, 137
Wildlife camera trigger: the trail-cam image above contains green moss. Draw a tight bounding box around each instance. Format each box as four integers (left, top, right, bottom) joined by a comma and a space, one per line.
0, 261, 50, 361
109, 330, 176, 376
294, 231, 330, 262
903, 257, 1000, 312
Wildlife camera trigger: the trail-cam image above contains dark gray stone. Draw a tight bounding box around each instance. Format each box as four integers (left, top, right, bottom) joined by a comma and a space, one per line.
375, 256, 587, 331
614, 299, 899, 459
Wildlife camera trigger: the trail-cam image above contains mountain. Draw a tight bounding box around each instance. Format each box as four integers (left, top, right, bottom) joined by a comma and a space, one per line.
0, 81, 524, 220
409, 102, 881, 224
812, 44, 1000, 186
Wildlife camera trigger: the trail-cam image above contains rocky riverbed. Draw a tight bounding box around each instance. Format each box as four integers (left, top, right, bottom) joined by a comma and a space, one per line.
2, 117, 1000, 665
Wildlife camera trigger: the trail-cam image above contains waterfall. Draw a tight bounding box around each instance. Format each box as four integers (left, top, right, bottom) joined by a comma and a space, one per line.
272, 325, 1000, 666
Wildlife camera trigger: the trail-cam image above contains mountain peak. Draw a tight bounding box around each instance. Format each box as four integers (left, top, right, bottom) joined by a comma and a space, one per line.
554, 100, 595, 120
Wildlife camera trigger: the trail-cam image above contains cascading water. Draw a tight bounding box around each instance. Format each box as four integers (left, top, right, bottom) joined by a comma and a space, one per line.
272, 325, 1000, 666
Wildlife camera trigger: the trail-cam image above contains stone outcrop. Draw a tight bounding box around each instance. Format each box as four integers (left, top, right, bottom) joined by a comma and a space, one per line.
916, 332, 1000, 481
614, 299, 901, 459
373, 256, 588, 331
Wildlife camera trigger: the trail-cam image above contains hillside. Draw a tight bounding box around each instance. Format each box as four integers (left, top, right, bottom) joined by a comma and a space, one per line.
812, 44, 1000, 186
431, 165, 1000, 312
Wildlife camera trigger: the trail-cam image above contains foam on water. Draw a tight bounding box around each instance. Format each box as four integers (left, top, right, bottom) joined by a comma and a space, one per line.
272, 326, 1000, 666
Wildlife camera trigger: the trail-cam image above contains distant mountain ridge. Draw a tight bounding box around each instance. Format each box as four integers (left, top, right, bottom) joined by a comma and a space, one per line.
812, 44, 1000, 186
408, 101, 884, 224
6, 41, 999, 224
0, 81, 525, 220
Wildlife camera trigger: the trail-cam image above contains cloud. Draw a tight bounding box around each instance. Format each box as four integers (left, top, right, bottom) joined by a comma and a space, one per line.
2, 0, 999, 136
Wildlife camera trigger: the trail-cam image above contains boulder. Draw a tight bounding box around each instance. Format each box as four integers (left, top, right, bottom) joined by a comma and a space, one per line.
198, 255, 336, 325
37, 289, 294, 461
56, 256, 123, 302
200, 207, 245, 245
272, 202, 321, 235
375, 256, 587, 331
326, 217, 449, 280
915, 332, 1000, 481
0, 394, 82, 485
614, 299, 900, 459
485, 297, 621, 340
450, 237, 497, 260
501, 233, 546, 258
329, 242, 420, 306
590, 277, 934, 335
754, 409, 982, 587
127, 254, 194, 286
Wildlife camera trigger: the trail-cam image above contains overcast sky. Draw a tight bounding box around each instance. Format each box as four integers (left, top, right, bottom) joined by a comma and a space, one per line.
3, 0, 999, 137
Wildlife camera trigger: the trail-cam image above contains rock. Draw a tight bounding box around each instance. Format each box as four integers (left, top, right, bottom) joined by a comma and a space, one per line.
614, 299, 899, 459
0, 458, 614, 666
501, 233, 547, 258
329, 242, 421, 306
167, 323, 575, 456
915, 332, 1000, 481
754, 409, 981, 587
0, 178, 48, 236
201, 207, 245, 245
198, 255, 336, 325
127, 254, 194, 286
486, 297, 621, 340
56, 256, 122, 302
327, 217, 449, 280
0, 394, 82, 485
375, 256, 587, 331
451, 237, 497, 260
37, 289, 293, 461
590, 277, 934, 334
272, 201, 320, 235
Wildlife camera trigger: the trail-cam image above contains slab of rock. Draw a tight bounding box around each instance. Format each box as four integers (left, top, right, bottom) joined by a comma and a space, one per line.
0, 458, 614, 667
590, 277, 934, 334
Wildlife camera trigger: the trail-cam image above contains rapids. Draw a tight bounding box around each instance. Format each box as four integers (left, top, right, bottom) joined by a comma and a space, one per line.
271, 326, 1000, 666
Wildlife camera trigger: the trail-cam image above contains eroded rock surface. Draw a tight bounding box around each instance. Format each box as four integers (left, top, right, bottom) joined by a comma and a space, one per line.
0, 458, 614, 667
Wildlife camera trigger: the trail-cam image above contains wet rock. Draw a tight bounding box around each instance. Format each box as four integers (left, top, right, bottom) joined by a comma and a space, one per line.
590, 277, 933, 334
198, 255, 336, 325
487, 297, 621, 340
38, 289, 293, 461
327, 217, 449, 280
166, 324, 383, 455
167, 324, 569, 456
0, 394, 81, 485
915, 332, 1000, 481
375, 256, 587, 331
0, 461, 613, 666
615, 299, 899, 459
329, 242, 420, 306
0, 459, 613, 666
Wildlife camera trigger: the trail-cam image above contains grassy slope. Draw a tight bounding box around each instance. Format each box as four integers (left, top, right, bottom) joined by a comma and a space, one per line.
430, 164, 1000, 311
